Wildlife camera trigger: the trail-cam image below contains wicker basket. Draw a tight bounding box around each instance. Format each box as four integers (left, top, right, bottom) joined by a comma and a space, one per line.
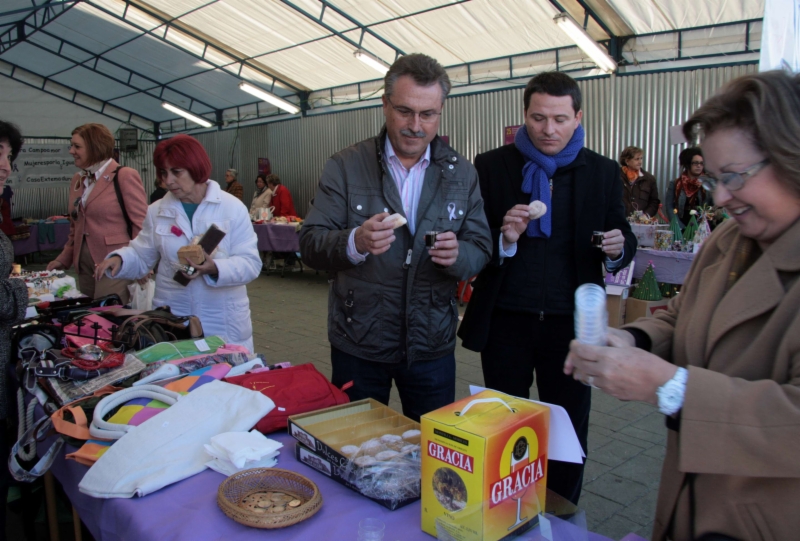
217, 468, 323, 529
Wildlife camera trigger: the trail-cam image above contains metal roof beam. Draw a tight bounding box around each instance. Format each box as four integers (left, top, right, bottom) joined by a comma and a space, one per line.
280, 0, 405, 57
33, 27, 218, 112
0, 0, 77, 55
0, 1, 75, 19
82, 0, 307, 93
0, 59, 155, 133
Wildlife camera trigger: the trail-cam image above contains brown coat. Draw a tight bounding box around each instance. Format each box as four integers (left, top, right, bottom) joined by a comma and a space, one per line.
55, 160, 148, 270
225, 180, 244, 201
621, 170, 660, 217
626, 218, 800, 541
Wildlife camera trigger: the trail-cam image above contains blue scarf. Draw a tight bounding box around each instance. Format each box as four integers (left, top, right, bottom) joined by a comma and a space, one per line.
514, 123, 585, 238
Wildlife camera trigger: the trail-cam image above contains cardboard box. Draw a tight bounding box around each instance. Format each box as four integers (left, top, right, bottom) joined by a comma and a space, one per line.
606, 285, 629, 328
421, 390, 550, 541
288, 399, 420, 510
625, 297, 669, 324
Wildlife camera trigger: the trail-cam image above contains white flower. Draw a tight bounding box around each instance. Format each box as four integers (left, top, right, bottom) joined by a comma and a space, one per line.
690, 210, 697, 215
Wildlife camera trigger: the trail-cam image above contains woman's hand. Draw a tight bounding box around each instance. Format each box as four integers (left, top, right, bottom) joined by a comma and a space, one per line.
95, 256, 122, 281
606, 328, 636, 348
47, 260, 65, 271
136, 271, 153, 286
564, 333, 677, 404
182, 252, 217, 281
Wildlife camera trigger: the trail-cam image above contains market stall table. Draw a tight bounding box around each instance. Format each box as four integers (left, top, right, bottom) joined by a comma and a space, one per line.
12, 222, 71, 257
45, 430, 613, 541
633, 248, 695, 285
253, 222, 300, 253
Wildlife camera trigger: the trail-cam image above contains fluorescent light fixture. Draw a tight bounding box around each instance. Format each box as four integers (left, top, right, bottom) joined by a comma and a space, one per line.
354, 49, 390, 74
238, 82, 300, 115
554, 13, 617, 74
161, 102, 214, 128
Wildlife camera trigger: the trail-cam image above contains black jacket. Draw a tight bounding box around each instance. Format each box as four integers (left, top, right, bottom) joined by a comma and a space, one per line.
458, 144, 637, 352
300, 129, 492, 364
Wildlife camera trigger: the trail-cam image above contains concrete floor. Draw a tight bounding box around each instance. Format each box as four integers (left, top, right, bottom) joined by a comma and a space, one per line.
8, 264, 665, 541
248, 268, 665, 541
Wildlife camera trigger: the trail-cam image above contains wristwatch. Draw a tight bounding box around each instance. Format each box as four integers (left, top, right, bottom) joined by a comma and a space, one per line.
656, 367, 688, 416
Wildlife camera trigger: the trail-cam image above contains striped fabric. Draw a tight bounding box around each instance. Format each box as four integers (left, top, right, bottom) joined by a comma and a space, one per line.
383, 138, 431, 235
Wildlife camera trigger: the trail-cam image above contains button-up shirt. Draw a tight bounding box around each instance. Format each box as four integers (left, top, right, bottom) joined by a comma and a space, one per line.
81, 158, 113, 206
347, 138, 431, 264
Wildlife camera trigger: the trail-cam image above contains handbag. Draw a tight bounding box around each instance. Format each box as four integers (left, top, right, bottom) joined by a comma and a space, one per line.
225, 363, 350, 434
110, 306, 204, 350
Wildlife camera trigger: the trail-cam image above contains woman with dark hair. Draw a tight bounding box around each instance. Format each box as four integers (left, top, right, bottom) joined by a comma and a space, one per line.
566, 70, 800, 540
619, 145, 660, 217
249, 173, 273, 217
0, 120, 27, 538
95, 135, 261, 350
47, 123, 147, 303
666, 147, 711, 227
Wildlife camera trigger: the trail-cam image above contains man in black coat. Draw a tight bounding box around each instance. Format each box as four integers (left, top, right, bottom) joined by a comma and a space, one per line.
458, 72, 636, 504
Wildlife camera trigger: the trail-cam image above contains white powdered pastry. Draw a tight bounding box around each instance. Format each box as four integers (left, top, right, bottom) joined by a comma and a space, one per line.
401, 444, 420, 453
360, 439, 384, 455
375, 450, 400, 461
380, 434, 403, 444
354, 456, 377, 467
528, 200, 547, 220
340, 445, 359, 456
382, 213, 407, 229
402, 429, 421, 440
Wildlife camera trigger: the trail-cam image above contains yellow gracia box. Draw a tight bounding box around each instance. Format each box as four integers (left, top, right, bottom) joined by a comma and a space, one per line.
421, 390, 550, 540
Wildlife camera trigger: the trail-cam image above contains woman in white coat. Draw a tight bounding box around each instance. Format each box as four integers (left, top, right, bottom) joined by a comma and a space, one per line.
249, 174, 273, 218
95, 135, 261, 351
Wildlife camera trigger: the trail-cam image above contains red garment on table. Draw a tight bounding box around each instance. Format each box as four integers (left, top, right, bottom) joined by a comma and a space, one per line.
271, 185, 297, 218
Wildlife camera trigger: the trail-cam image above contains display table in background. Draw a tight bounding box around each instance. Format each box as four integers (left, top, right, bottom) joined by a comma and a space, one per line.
253, 223, 300, 253
12, 222, 71, 257
47, 430, 613, 541
633, 248, 695, 285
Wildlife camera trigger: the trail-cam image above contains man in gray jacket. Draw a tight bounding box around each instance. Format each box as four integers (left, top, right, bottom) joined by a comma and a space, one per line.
300, 54, 492, 421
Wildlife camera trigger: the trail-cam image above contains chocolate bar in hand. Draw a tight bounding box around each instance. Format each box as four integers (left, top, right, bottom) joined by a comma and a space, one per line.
173, 224, 227, 286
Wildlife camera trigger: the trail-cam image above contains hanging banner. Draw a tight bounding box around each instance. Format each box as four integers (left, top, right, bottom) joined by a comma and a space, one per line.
504, 125, 522, 145
7, 144, 75, 188
759, 0, 800, 72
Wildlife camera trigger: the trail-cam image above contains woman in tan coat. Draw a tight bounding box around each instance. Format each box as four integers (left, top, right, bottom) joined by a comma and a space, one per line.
566, 71, 800, 540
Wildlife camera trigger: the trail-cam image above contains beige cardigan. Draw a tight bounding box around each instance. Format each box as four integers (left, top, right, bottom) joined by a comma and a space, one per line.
626, 218, 800, 541
249, 188, 273, 214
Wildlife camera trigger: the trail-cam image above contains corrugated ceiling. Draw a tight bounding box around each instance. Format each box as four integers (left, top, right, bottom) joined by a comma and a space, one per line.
0, 0, 764, 131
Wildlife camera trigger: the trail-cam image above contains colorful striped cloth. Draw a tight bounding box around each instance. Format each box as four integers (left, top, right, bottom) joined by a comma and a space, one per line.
67, 363, 232, 466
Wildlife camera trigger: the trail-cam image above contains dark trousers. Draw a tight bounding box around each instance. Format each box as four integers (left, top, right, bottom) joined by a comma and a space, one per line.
330, 347, 455, 423
480, 309, 590, 505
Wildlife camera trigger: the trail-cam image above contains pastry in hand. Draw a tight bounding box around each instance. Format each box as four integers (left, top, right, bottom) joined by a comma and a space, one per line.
382, 213, 407, 229
528, 201, 547, 220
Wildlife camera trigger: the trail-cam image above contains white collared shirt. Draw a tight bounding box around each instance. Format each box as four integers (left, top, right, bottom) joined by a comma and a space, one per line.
81, 158, 114, 206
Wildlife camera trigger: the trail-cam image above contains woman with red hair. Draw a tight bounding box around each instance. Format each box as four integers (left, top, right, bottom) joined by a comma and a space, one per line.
95, 135, 261, 350
47, 123, 148, 303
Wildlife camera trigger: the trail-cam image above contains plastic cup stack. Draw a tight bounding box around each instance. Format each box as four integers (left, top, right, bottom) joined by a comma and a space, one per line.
358, 518, 385, 540
574, 283, 608, 347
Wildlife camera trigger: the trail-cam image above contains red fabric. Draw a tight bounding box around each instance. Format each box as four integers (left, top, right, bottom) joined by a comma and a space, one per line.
270, 185, 297, 218
457, 277, 474, 303
675, 173, 701, 200
224, 363, 349, 433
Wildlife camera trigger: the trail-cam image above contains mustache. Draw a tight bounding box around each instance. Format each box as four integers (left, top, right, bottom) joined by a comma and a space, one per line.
400, 129, 426, 138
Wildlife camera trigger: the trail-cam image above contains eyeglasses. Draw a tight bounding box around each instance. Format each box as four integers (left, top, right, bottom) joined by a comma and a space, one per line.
386, 96, 441, 124
699, 159, 769, 192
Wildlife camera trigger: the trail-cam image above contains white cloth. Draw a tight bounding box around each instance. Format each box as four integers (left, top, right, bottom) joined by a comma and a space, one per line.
204, 430, 283, 469
206, 454, 279, 477
249, 188, 273, 214
78, 380, 274, 498
110, 180, 262, 351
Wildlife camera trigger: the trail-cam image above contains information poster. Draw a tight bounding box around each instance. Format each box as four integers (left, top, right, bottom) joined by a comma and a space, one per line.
257, 158, 271, 177
7, 144, 75, 188
504, 125, 521, 145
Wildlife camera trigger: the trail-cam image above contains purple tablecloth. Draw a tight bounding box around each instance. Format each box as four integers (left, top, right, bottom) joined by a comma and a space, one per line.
47, 430, 611, 541
634, 248, 695, 285
254, 223, 300, 252
12, 222, 70, 256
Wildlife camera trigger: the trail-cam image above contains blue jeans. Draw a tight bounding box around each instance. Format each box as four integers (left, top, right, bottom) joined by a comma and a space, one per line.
330, 347, 456, 422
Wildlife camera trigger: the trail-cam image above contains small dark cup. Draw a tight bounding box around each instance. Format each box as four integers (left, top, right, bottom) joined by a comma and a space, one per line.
592, 231, 605, 249
425, 231, 439, 249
